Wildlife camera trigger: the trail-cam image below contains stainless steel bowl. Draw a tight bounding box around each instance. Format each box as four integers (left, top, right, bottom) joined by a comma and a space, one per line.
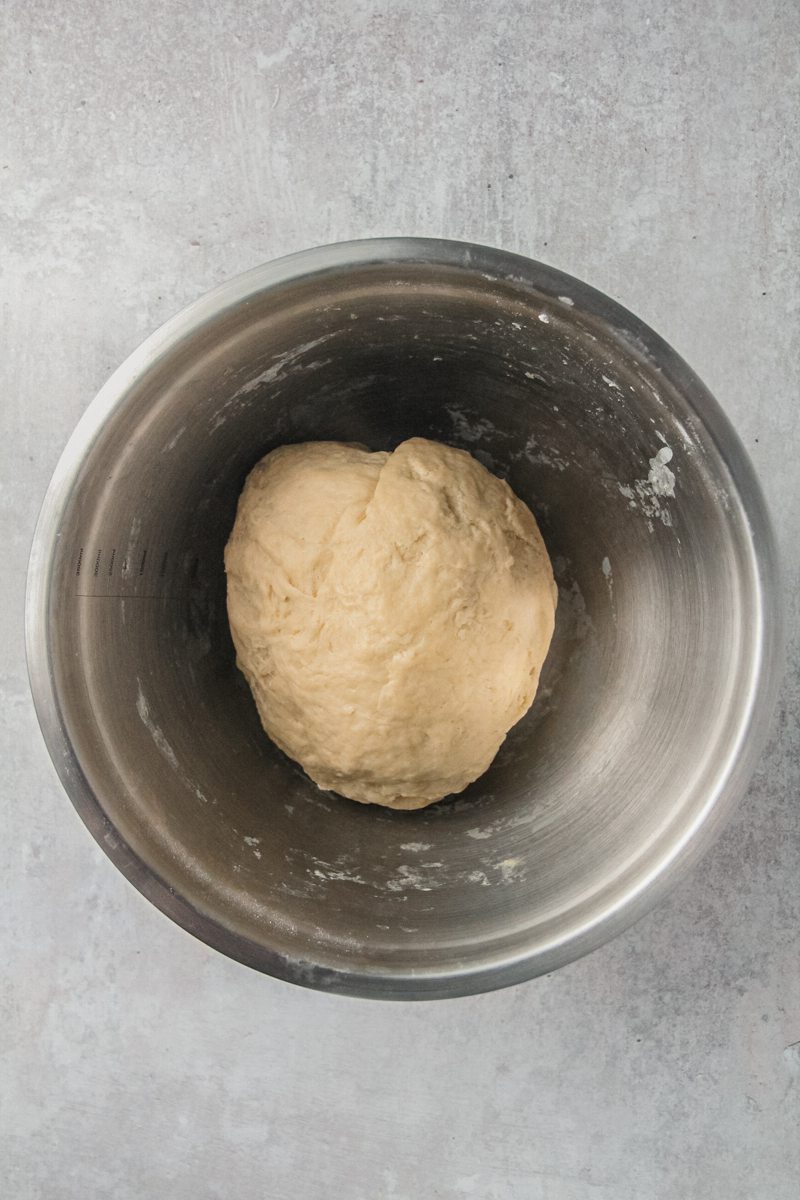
26, 238, 782, 999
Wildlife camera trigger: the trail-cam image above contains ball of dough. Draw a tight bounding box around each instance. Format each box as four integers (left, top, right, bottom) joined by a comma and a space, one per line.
225, 438, 557, 810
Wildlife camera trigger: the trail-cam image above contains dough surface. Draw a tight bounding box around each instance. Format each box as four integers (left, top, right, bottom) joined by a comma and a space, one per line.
225, 438, 557, 809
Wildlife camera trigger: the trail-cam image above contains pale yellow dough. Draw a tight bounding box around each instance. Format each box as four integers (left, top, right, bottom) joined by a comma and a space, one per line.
225, 438, 557, 809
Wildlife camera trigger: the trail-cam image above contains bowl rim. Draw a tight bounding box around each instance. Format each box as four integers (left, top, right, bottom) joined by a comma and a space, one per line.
25, 236, 785, 1000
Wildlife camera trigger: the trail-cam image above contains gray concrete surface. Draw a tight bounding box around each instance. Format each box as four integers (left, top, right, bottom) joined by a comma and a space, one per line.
2, 2, 799, 1197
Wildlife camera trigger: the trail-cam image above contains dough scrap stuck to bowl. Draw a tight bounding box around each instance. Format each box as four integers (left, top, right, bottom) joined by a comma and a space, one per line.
225, 437, 557, 809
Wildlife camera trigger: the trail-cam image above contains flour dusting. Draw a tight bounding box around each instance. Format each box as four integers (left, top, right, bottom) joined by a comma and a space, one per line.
618, 443, 677, 529
648, 446, 676, 497
601, 555, 614, 602
136, 683, 179, 770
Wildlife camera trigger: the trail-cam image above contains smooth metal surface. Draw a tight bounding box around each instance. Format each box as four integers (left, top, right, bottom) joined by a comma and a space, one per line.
26, 238, 782, 999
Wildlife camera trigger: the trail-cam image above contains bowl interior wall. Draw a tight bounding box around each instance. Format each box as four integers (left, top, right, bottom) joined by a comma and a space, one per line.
50, 261, 753, 975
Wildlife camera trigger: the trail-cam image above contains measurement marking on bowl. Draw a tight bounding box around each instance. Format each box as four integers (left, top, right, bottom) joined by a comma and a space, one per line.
75, 593, 180, 600
71, 542, 198, 600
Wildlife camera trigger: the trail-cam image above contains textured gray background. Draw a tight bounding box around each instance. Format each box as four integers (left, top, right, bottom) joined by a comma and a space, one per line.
2, 2, 799, 1197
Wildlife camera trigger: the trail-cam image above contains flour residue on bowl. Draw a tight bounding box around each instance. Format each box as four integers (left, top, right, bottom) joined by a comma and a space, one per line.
313, 867, 368, 885
513, 431, 569, 473
618, 442, 677, 530
135, 681, 211, 805
136, 683, 179, 770
206, 336, 338, 434
646, 446, 675, 497
298, 845, 530, 896
161, 425, 186, 454
236, 334, 336, 396
496, 857, 525, 884
467, 870, 492, 886
386, 864, 445, 893
445, 406, 502, 445
601, 555, 614, 602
